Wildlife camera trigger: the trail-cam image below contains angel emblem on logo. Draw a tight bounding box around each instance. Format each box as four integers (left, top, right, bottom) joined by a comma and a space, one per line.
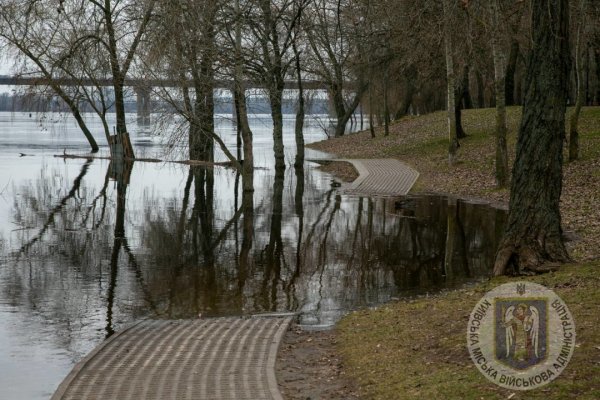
495, 299, 547, 369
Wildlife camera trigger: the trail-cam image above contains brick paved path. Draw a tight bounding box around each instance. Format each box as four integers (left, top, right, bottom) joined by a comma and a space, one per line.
339, 159, 419, 196
52, 316, 292, 400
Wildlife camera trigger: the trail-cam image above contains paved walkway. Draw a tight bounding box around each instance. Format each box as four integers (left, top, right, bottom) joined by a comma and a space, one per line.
52, 316, 292, 400
337, 158, 419, 196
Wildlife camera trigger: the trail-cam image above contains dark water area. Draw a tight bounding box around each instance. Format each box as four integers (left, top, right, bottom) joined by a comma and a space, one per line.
0, 111, 506, 399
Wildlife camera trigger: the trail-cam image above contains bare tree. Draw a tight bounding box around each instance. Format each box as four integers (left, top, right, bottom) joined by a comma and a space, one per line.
84, 0, 157, 159
245, 0, 307, 169
230, 0, 256, 190
0, 2, 100, 152
145, 0, 242, 169
443, 0, 459, 165
1, 0, 156, 159
305, 0, 369, 138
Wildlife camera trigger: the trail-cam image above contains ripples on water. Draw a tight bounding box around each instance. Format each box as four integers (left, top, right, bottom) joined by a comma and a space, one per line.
0, 111, 505, 399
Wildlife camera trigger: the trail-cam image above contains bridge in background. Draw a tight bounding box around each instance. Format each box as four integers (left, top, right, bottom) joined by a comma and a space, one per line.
0, 75, 332, 123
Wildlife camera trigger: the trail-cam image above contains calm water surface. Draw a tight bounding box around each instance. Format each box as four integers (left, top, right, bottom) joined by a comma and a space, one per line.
0, 111, 506, 399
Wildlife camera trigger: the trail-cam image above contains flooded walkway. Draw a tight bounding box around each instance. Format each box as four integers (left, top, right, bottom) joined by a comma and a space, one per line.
339, 158, 419, 196
51, 316, 292, 400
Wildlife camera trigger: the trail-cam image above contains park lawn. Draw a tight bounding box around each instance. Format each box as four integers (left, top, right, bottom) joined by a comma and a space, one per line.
336, 262, 600, 400
309, 107, 600, 399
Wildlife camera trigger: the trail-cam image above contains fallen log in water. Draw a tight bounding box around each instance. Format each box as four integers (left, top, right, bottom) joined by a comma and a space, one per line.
53, 152, 235, 168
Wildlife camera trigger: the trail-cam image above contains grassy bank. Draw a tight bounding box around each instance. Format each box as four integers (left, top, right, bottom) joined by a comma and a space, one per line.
308, 107, 600, 399
337, 262, 600, 399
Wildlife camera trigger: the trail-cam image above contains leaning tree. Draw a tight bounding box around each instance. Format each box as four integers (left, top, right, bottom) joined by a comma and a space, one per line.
493, 0, 571, 276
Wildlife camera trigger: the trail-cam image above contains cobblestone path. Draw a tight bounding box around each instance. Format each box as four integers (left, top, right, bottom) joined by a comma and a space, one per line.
52, 316, 292, 400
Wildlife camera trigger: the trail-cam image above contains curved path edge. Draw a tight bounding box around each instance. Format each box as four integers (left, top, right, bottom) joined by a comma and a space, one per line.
52, 316, 293, 400
51, 320, 145, 400
313, 158, 420, 196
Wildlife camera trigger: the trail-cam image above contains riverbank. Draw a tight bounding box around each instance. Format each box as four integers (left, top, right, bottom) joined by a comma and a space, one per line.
287, 106, 600, 399
309, 106, 600, 261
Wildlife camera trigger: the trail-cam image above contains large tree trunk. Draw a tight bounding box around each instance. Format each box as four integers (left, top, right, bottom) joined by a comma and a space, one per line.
493, 0, 571, 276
490, 0, 509, 188
569, 0, 587, 162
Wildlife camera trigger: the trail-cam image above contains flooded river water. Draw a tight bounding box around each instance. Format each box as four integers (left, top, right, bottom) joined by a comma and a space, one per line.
0, 111, 506, 399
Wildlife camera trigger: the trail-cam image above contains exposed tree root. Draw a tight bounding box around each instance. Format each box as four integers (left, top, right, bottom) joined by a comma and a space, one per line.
493, 239, 571, 276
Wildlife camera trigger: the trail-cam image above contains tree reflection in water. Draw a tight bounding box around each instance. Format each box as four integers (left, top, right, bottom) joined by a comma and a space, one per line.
6, 160, 507, 334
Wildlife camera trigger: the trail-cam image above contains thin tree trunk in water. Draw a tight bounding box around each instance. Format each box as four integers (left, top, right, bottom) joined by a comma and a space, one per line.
505, 40, 520, 106
271, 90, 285, 170
493, 0, 571, 276
237, 87, 254, 192
189, 19, 216, 162
104, 2, 134, 159
234, 0, 254, 193
72, 106, 99, 152
234, 96, 242, 161
101, 0, 155, 159
569, 0, 587, 162
490, 0, 509, 188
40, 75, 102, 149
293, 36, 305, 168
443, 0, 459, 165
